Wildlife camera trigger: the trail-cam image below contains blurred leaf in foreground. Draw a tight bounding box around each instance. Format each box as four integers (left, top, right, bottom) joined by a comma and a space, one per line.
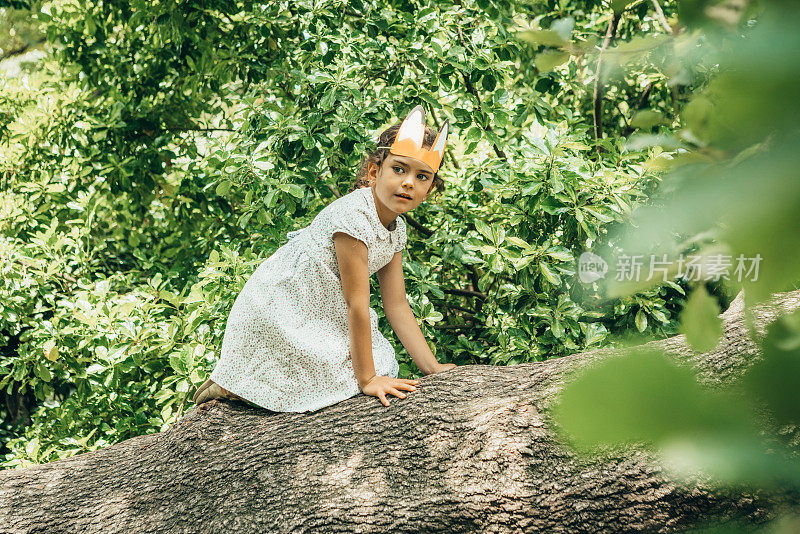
658, 431, 800, 492
605, 3, 800, 307
680, 284, 723, 353
551, 347, 758, 454
740, 308, 800, 428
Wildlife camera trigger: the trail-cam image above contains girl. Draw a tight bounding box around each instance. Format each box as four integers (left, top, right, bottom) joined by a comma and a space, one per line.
192, 105, 456, 412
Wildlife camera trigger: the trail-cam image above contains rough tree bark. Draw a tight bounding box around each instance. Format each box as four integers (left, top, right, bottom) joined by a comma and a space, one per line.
1, 289, 800, 533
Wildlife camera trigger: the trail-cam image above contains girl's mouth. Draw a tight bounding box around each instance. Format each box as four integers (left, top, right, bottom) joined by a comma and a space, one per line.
395, 194, 412, 201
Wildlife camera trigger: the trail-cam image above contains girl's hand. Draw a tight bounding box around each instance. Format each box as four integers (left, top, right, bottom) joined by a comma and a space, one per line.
361, 375, 419, 407
428, 362, 457, 374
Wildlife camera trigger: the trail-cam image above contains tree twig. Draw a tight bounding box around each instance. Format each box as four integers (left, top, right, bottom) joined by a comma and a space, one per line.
637, 80, 655, 109
455, 26, 507, 161
432, 323, 475, 330
443, 288, 487, 301
651, 0, 673, 34
0, 38, 46, 61
592, 12, 622, 142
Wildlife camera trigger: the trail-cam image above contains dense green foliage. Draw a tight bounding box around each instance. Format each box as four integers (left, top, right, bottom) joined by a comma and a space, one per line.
3, 0, 778, 510
6, 0, 799, 529
1, 0, 695, 468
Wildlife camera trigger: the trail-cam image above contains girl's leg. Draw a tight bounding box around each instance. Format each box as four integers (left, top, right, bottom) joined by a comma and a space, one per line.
218, 385, 245, 401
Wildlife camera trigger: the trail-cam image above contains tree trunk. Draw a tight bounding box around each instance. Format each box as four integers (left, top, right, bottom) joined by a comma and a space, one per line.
1, 290, 799, 533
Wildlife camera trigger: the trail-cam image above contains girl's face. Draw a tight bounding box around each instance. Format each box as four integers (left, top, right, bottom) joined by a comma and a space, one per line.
368, 153, 435, 215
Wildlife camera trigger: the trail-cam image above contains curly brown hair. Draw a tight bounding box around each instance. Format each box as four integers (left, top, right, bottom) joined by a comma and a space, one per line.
349, 121, 447, 198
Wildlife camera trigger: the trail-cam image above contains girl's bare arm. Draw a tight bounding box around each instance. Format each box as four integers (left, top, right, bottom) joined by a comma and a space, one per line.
334, 233, 420, 406
333, 232, 375, 387
377, 251, 454, 375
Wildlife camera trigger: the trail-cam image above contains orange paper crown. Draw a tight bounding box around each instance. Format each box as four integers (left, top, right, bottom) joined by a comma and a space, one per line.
377, 105, 449, 174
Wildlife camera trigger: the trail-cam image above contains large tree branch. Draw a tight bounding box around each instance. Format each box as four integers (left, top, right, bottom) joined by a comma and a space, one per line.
2, 289, 799, 532
402, 213, 433, 237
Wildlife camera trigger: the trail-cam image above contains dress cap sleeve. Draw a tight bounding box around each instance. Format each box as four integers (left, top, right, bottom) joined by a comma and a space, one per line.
393, 216, 408, 253
327, 206, 375, 248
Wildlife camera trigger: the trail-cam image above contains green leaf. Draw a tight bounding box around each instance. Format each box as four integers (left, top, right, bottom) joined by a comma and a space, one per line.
635, 309, 648, 332
461, 254, 485, 265
490, 225, 506, 247
466, 126, 482, 143
539, 261, 561, 285
26, 437, 40, 459
424, 310, 443, 325
584, 323, 608, 346
254, 159, 274, 171
473, 219, 493, 240
522, 181, 544, 196
453, 108, 472, 127
679, 285, 722, 352
287, 184, 304, 198
662, 280, 686, 295
216, 180, 232, 196
182, 345, 196, 370
158, 290, 181, 308
551, 317, 564, 338
539, 196, 567, 215
43, 339, 59, 362
320, 90, 336, 110
481, 73, 497, 92
546, 248, 574, 262
169, 354, 186, 375
35, 362, 52, 382
506, 236, 532, 250
650, 308, 669, 323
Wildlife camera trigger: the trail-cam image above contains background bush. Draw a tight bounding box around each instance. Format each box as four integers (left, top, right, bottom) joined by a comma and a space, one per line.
0, 0, 745, 470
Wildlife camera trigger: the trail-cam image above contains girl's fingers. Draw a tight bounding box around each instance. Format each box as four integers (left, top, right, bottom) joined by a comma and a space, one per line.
389, 388, 406, 399
396, 382, 417, 391
378, 392, 389, 406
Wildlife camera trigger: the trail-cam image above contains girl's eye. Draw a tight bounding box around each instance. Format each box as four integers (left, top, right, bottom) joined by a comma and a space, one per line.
393, 166, 429, 181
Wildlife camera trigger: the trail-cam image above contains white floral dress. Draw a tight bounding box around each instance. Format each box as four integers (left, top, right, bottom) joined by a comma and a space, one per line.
210, 185, 407, 413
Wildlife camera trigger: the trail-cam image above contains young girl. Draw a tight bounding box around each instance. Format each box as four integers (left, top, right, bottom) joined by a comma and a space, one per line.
192, 105, 457, 412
